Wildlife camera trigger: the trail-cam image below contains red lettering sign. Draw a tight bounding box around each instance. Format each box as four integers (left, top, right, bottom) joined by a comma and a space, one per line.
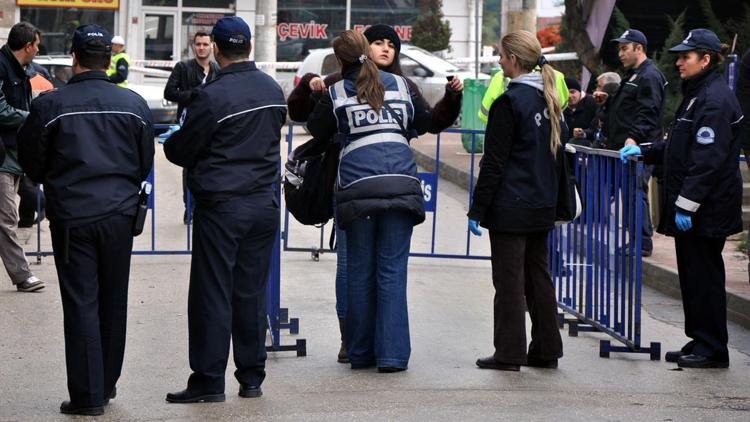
353, 24, 412, 41
277, 21, 329, 42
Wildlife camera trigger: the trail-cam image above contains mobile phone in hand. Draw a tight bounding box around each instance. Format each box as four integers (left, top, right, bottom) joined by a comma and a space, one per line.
446, 75, 454, 82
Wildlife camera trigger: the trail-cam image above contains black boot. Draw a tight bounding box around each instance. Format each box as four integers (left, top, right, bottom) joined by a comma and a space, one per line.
338, 318, 349, 363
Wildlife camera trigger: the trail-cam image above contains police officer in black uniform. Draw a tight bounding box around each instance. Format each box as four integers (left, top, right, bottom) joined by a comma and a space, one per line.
17, 25, 154, 415
608, 29, 667, 257
621, 29, 742, 369
164, 16, 286, 403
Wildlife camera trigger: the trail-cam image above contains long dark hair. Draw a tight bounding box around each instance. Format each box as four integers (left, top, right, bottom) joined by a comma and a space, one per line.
333, 30, 385, 111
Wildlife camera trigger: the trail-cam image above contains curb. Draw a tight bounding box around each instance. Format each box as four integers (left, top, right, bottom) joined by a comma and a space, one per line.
413, 146, 750, 330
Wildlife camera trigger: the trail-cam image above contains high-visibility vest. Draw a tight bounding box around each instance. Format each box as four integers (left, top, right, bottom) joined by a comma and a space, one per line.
478, 67, 570, 123
106, 52, 131, 88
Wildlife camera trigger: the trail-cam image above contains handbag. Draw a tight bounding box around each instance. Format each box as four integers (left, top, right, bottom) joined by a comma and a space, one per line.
283, 137, 340, 226
555, 144, 582, 225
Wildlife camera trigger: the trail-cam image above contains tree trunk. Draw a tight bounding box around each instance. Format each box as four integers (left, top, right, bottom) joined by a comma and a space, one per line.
563, 0, 601, 72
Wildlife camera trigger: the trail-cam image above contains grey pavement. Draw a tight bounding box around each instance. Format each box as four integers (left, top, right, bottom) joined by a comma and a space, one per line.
1, 136, 750, 421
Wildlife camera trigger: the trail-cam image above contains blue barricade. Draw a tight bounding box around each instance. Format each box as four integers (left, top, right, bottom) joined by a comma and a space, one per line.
282, 123, 660, 359
25, 123, 305, 356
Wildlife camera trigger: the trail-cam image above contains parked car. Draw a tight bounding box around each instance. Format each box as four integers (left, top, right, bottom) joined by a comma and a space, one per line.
33, 56, 177, 123
294, 45, 490, 106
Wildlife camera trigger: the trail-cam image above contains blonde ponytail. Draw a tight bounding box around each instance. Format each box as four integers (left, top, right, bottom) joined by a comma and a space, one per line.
540, 62, 562, 156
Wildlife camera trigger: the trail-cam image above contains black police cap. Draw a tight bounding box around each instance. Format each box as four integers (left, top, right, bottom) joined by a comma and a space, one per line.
668, 29, 723, 53
70, 24, 112, 54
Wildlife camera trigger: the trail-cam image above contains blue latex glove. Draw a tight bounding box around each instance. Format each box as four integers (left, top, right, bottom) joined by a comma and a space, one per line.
158, 124, 181, 143
468, 219, 482, 236
619, 144, 641, 163
675, 211, 692, 231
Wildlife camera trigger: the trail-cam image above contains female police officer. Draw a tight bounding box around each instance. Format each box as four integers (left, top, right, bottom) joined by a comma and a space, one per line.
621, 29, 743, 368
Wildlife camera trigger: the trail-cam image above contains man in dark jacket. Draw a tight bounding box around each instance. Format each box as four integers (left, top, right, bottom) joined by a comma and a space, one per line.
564, 77, 597, 143
18, 24, 154, 415
164, 16, 286, 403
608, 29, 667, 256
0, 21, 44, 292
164, 31, 220, 224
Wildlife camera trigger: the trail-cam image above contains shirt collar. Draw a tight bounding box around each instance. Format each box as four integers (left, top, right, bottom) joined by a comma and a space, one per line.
68, 70, 110, 84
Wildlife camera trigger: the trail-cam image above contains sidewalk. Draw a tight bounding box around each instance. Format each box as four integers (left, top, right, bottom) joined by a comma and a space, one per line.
412, 131, 750, 328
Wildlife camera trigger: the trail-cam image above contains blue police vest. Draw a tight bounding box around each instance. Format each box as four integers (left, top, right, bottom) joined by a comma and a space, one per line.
329, 70, 418, 192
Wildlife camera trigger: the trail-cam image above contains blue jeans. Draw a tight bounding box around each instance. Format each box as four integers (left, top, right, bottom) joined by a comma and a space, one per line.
335, 224, 347, 319
345, 210, 413, 369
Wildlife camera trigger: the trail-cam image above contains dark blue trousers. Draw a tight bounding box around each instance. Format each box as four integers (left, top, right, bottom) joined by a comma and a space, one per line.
50, 214, 134, 407
187, 194, 278, 392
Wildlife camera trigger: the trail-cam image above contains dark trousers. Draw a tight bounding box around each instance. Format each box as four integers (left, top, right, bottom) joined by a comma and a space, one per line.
489, 231, 563, 364
187, 194, 278, 392
50, 214, 134, 407
674, 235, 729, 361
17, 174, 44, 226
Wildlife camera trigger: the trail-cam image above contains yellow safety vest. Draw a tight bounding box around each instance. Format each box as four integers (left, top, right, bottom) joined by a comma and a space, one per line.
478, 67, 570, 123
106, 52, 131, 88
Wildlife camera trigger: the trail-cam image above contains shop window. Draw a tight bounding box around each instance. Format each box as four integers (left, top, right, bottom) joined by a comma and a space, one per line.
20, 7, 115, 56
142, 0, 178, 6
182, 0, 235, 8
144, 15, 175, 60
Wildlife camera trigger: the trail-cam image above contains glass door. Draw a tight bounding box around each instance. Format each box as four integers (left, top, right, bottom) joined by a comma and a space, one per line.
143, 13, 177, 61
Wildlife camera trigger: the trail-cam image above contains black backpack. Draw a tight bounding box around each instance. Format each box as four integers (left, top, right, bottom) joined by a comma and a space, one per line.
283, 137, 340, 225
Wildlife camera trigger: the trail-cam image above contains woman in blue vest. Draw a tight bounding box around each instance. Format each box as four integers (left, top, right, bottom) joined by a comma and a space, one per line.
288, 24, 462, 364
308, 30, 430, 372
467, 30, 565, 371
621, 29, 742, 368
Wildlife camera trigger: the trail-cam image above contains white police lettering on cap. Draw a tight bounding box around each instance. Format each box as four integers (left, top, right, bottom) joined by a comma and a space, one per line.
682, 31, 693, 45
87, 32, 103, 37
621, 30, 630, 39
228, 37, 244, 44
696, 127, 715, 145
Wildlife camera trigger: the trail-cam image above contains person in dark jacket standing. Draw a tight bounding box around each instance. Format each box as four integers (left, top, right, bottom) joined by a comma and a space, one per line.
164, 17, 286, 403
308, 30, 431, 372
608, 29, 666, 256
467, 30, 565, 371
288, 23, 462, 364
563, 77, 596, 142
621, 29, 742, 369
17, 25, 155, 415
164, 31, 220, 224
0, 21, 44, 292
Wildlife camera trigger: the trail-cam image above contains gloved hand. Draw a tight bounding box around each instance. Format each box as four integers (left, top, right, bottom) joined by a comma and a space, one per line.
619, 144, 641, 163
675, 211, 692, 231
468, 219, 482, 236
158, 124, 181, 142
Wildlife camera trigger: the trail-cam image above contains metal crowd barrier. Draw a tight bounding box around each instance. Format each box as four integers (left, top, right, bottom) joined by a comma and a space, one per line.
282, 124, 660, 359
24, 123, 305, 356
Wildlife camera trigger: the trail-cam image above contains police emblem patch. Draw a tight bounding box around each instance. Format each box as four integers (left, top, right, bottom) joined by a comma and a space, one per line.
696, 127, 715, 145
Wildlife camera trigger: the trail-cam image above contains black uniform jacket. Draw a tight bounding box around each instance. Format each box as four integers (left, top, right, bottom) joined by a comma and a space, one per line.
607, 59, 666, 150
0, 44, 32, 149
164, 61, 287, 202
17, 70, 155, 226
564, 94, 597, 141
164, 58, 221, 119
642, 67, 743, 238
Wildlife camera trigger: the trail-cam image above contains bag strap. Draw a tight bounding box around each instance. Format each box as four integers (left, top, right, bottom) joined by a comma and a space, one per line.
383, 102, 409, 139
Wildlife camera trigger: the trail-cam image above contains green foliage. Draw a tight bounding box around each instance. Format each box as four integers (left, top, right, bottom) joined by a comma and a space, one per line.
653, 10, 687, 127
726, 3, 750, 54
697, 0, 729, 42
411, 0, 452, 52
482, 0, 501, 47
606, 6, 630, 44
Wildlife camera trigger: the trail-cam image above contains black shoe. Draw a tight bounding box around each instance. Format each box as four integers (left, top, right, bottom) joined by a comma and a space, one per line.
476, 356, 520, 371
60, 401, 104, 416
665, 350, 686, 363
642, 249, 653, 257
239, 385, 262, 398
165, 389, 225, 403
377, 367, 406, 373
103, 386, 117, 406
525, 357, 558, 369
677, 354, 729, 369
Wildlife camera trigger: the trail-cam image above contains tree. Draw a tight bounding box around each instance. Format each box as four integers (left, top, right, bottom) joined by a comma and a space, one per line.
482, 0, 501, 47
560, 0, 600, 72
411, 0, 452, 52
537, 25, 562, 48
653, 10, 687, 127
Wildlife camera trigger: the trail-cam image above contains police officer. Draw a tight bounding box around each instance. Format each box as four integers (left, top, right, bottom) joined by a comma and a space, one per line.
621, 29, 742, 368
107, 35, 130, 87
164, 16, 286, 402
608, 29, 667, 257
17, 25, 154, 414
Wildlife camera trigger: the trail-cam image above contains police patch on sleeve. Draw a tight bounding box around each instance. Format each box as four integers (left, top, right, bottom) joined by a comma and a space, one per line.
696, 127, 715, 145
